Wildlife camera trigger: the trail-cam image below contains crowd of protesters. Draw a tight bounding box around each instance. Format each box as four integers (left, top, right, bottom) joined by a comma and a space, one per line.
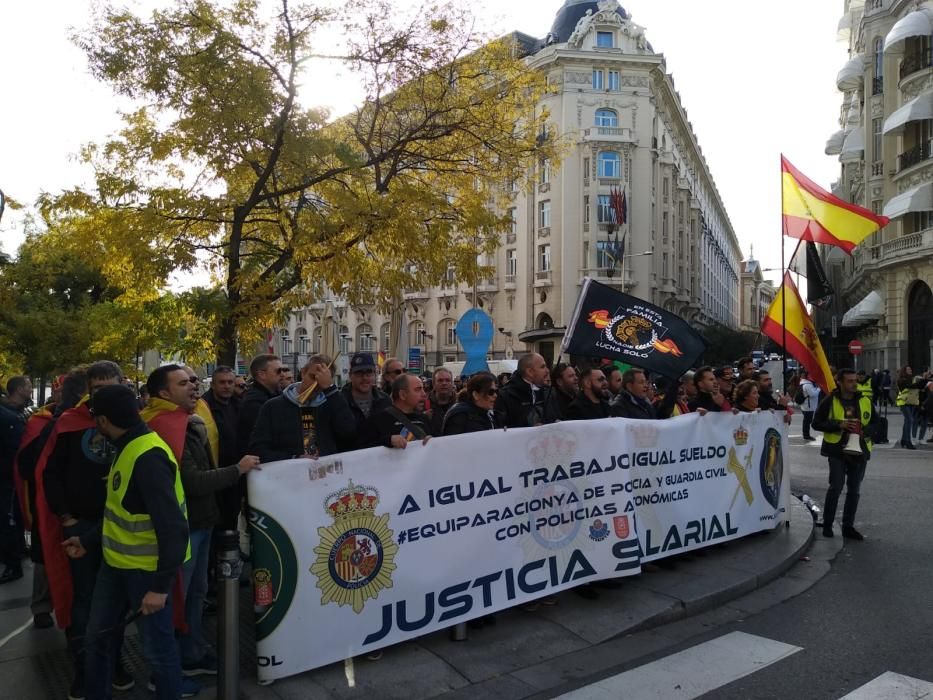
0, 350, 930, 698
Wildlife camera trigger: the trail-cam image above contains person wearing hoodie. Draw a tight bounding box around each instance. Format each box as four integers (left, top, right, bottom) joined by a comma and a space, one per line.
495, 353, 560, 428
249, 355, 356, 462
235, 354, 283, 458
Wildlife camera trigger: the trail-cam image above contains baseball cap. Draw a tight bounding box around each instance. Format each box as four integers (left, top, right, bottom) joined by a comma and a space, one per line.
349, 353, 376, 373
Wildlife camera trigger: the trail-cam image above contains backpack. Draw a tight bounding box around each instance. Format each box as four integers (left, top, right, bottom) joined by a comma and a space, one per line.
794, 384, 806, 406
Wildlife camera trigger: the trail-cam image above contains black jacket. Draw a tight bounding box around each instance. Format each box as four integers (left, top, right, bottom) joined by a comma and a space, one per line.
340, 385, 392, 450
203, 390, 240, 470
249, 385, 356, 463
566, 394, 612, 421
179, 415, 242, 531
610, 391, 657, 420
812, 391, 878, 461
688, 391, 727, 413
0, 402, 25, 481
361, 406, 432, 448
426, 393, 456, 437
553, 388, 577, 420
43, 425, 114, 521
495, 373, 560, 428
442, 402, 502, 435
236, 382, 278, 458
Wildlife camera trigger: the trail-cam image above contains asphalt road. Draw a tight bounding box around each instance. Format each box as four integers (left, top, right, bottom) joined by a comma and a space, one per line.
554, 415, 933, 699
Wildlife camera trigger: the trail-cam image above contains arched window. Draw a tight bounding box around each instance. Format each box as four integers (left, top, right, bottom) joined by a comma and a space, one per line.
296, 327, 309, 354
357, 323, 374, 352
595, 109, 618, 128
438, 319, 457, 348
598, 151, 621, 178
409, 320, 426, 347
312, 327, 322, 353
339, 325, 350, 355
874, 36, 883, 82
536, 313, 554, 329
279, 328, 291, 355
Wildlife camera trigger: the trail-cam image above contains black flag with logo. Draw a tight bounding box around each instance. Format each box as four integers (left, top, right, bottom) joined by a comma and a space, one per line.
805, 241, 834, 309
561, 278, 707, 378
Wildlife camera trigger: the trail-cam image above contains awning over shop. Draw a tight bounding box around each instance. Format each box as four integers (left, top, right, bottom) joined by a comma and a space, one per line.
825, 129, 846, 155
882, 90, 933, 134
840, 126, 864, 162
882, 182, 933, 219
884, 6, 933, 54
842, 291, 884, 327
836, 55, 865, 91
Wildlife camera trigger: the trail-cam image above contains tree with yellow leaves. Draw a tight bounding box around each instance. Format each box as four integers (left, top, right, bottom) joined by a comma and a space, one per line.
45, 0, 554, 364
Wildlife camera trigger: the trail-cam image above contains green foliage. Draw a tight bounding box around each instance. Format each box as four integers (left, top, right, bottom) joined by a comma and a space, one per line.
43, 0, 557, 364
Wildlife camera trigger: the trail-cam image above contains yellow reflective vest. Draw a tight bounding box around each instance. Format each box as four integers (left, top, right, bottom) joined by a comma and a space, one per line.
822, 395, 873, 454
102, 431, 191, 571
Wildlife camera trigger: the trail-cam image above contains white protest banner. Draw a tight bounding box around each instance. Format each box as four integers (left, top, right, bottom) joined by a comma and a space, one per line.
247, 411, 788, 681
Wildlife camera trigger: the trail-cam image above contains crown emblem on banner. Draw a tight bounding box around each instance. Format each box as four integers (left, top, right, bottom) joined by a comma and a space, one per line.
324, 481, 380, 522
733, 426, 749, 446
629, 423, 659, 448
527, 428, 578, 466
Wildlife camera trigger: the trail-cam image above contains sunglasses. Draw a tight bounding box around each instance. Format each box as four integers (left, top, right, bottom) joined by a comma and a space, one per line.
386, 369, 404, 376
485, 389, 498, 397
275, 368, 288, 374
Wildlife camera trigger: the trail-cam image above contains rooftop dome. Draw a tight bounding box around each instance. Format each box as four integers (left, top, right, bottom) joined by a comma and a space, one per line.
548, 0, 628, 44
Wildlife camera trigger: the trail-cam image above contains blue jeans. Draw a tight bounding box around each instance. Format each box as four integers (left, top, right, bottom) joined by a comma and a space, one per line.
900, 405, 915, 445
85, 563, 181, 700
180, 527, 212, 664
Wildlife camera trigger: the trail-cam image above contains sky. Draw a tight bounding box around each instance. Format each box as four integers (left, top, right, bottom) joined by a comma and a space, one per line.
0, 0, 850, 286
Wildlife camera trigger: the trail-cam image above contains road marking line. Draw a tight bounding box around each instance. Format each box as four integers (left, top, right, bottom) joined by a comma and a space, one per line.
839, 671, 933, 699
0, 617, 33, 649
553, 631, 802, 700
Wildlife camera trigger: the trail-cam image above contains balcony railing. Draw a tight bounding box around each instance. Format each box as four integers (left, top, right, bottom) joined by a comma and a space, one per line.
872, 76, 883, 95
899, 49, 933, 81
538, 226, 551, 237
896, 139, 933, 172
871, 161, 884, 177
505, 273, 516, 285
535, 270, 552, 283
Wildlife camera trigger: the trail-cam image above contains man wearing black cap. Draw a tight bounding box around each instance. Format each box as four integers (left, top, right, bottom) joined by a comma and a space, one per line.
63, 384, 190, 700
341, 353, 391, 451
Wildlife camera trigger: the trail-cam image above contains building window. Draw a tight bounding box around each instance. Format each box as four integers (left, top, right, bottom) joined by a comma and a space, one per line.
596, 240, 615, 269
584, 195, 590, 224
313, 327, 322, 353
598, 151, 621, 178
339, 325, 350, 355
596, 31, 613, 48
380, 323, 390, 351
872, 117, 882, 163
539, 244, 551, 271
357, 324, 374, 352
440, 319, 457, 347
539, 200, 551, 228
280, 329, 291, 356
296, 328, 309, 354
409, 321, 426, 347
539, 158, 550, 184
607, 70, 620, 91
508, 208, 516, 236
592, 69, 604, 90
597, 194, 613, 223
507, 249, 517, 277
873, 36, 883, 94
583, 157, 590, 176
595, 109, 618, 127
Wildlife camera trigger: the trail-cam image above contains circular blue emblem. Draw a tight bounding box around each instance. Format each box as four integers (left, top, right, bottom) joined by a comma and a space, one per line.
528, 481, 583, 550
759, 428, 783, 509
328, 527, 384, 590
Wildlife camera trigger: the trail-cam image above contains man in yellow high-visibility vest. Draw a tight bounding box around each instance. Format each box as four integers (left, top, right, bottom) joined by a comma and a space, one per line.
63, 384, 190, 700
812, 369, 878, 541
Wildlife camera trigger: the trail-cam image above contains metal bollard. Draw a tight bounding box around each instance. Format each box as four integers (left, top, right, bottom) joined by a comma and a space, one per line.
450, 622, 468, 641
217, 530, 241, 700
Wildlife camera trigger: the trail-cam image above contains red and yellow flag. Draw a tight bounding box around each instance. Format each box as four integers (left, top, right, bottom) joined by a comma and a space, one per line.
782, 156, 888, 254
761, 273, 836, 393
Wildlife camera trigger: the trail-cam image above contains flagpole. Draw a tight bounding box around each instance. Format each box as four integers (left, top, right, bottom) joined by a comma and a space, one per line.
781, 155, 787, 385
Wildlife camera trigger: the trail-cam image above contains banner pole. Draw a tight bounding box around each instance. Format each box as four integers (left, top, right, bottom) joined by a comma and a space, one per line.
781, 156, 787, 384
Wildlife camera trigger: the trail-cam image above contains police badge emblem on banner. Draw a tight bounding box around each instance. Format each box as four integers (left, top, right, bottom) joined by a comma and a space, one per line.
561, 278, 707, 377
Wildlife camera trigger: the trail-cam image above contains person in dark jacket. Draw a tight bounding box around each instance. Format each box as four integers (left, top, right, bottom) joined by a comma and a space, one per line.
426, 367, 457, 436
495, 353, 560, 428
550, 363, 579, 420
611, 368, 658, 420
442, 373, 503, 435
566, 367, 612, 420
812, 368, 878, 540
249, 355, 356, 462
203, 366, 242, 530
688, 366, 730, 413
340, 353, 392, 451
0, 375, 31, 585
362, 375, 432, 449
235, 354, 282, 458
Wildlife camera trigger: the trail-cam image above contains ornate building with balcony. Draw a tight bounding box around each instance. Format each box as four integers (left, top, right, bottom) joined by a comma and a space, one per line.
740, 254, 777, 332
272, 0, 742, 375
822, 0, 933, 372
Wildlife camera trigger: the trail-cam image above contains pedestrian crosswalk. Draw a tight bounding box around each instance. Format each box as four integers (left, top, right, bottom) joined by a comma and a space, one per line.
552, 632, 933, 700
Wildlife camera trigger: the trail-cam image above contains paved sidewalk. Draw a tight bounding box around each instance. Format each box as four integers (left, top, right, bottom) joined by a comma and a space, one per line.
0, 498, 837, 700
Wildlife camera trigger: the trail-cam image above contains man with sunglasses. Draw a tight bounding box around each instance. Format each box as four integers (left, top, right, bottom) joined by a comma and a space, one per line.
381, 358, 405, 394
235, 354, 283, 458
340, 353, 391, 451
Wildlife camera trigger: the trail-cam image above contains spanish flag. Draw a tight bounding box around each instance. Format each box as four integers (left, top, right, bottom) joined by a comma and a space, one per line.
782, 156, 888, 254
761, 273, 836, 393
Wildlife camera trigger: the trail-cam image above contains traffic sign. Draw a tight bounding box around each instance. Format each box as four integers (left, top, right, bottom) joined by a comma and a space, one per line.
848, 339, 864, 356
